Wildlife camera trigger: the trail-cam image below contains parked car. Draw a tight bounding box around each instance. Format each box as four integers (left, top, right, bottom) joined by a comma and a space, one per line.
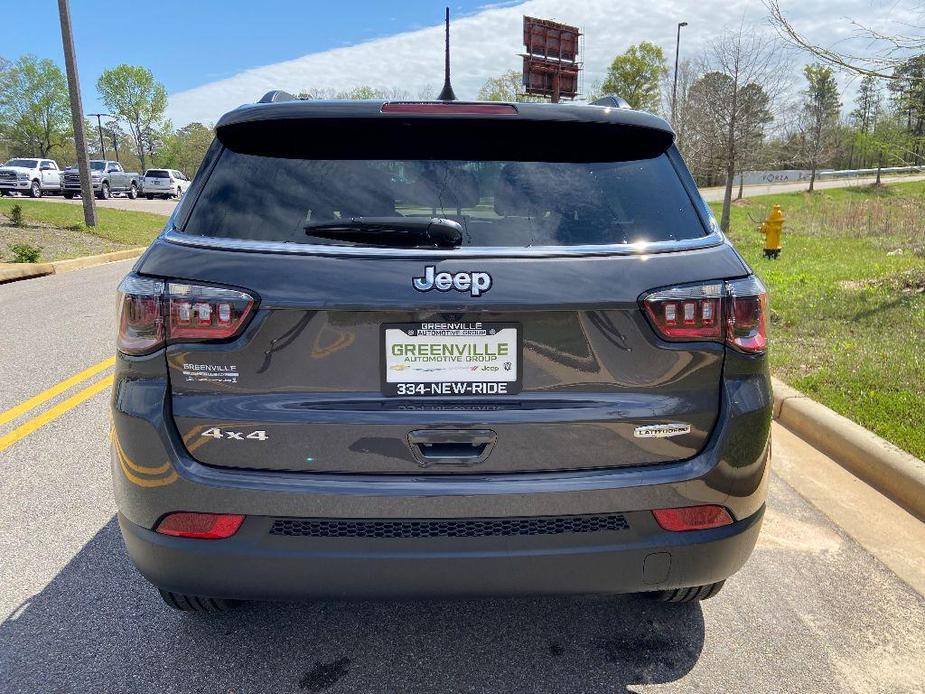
62, 160, 139, 200
142, 169, 190, 199
0, 158, 62, 197
112, 94, 771, 613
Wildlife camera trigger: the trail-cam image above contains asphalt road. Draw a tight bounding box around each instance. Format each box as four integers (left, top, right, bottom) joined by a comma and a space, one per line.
20, 173, 925, 218
1, 262, 924, 694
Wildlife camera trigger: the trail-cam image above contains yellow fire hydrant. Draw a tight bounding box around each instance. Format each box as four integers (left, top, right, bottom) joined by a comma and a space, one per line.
760, 204, 784, 259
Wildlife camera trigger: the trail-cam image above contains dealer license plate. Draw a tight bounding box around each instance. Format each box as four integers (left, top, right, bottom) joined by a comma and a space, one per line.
382, 322, 521, 396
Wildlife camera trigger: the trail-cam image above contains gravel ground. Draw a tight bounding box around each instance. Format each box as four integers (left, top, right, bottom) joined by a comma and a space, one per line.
0, 222, 135, 262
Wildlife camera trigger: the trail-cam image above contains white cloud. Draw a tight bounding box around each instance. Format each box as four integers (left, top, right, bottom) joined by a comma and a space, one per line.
167, 0, 915, 125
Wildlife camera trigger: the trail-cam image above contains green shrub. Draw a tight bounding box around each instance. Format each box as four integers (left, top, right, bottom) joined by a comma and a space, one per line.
9, 243, 42, 263
8, 204, 24, 227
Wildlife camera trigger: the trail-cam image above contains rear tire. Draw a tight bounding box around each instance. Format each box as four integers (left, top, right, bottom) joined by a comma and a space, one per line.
63, 193, 74, 200
127, 182, 138, 200
650, 580, 725, 603
158, 588, 243, 613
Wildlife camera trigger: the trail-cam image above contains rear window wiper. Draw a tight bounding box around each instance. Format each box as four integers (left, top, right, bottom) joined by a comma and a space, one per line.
304, 216, 463, 248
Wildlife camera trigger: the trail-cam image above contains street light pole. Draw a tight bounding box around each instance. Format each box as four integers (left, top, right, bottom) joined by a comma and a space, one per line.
57, 0, 97, 226
88, 113, 108, 160
671, 21, 688, 126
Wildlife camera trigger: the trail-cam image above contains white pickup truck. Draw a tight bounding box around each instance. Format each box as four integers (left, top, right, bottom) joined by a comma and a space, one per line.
0, 158, 63, 197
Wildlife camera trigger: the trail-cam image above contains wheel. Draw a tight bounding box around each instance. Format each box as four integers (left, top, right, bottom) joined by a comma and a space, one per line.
29, 180, 41, 198
650, 580, 725, 603
63, 193, 74, 200
146, 193, 153, 200
175, 187, 182, 198
127, 182, 138, 200
97, 182, 110, 200
158, 588, 243, 613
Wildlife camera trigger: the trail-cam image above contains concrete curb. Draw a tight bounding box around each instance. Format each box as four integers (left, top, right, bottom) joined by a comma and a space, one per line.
0, 262, 55, 282
772, 376, 925, 522
0, 247, 145, 283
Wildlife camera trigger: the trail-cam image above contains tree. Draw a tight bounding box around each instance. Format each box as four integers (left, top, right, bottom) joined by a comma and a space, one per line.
800, 64, 841, 191
600, 42, 668, 112
852, 76, 882, 133
298, 86, 412, 100
768, 0, 925, 80
0, 55, 71, 157
695, 26, 787, 231
97, 64, 167, 172
157, 122, 213, 176
477, 70, 542, 102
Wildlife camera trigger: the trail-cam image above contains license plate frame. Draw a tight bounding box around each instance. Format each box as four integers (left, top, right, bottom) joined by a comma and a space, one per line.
381, 322, 522, 397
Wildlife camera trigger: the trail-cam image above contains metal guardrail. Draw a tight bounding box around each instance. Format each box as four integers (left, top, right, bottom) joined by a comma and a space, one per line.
818, 165, 924, 178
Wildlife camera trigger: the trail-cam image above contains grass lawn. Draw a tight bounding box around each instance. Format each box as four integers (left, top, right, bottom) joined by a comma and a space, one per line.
712, 181, 925, 459
0, 198, 165, 250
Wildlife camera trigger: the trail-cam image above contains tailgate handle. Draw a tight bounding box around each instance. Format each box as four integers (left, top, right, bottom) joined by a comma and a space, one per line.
407, 429, 497, 467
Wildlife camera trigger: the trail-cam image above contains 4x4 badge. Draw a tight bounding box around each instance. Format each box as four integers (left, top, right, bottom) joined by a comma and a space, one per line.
413, 266, 492, 297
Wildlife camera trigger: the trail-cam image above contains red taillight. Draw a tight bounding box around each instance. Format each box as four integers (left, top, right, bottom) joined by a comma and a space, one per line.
652, 505, 734, 532
116, 275, 255, 355
381, 102, 518, 115
116, 276, 165, 355
641, 277, 768, 354
167, 282, 254, 340
725, 277, 768, 353
155, 512, 244, 539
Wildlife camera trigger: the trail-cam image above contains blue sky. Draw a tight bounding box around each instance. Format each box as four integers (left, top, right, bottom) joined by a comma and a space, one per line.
1, 0, 914, 125
2, 1, 496, 115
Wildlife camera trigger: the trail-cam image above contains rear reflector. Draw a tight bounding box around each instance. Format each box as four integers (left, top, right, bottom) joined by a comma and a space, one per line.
652, 505, 734, 532
381, 102, 517, 115
156, 512, 245, 539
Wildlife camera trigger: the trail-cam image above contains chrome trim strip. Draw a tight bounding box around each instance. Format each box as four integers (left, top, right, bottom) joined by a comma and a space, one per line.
162, 229, 725, 259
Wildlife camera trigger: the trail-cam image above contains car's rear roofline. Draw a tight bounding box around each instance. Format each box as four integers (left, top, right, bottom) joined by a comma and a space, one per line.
215, 99, 675, 163
216, 97, 674, 135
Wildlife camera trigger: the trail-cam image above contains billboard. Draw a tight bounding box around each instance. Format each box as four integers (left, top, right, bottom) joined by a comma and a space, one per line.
522, 16, 581, 102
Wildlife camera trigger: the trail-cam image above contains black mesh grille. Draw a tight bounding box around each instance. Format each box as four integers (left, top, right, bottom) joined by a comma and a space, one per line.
269, 514, 629, 539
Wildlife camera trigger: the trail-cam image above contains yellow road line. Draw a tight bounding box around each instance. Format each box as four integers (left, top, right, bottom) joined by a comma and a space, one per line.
0, 375, 114, 453
0, 356, 115, 428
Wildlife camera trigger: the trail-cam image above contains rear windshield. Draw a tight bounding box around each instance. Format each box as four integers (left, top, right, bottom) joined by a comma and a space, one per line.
145, 169, 170, 178
182, 149, 706, 247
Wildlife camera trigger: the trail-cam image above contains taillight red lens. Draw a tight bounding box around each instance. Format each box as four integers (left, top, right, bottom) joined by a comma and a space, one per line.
167, 282, 254, 340
652, 505, 734, 532
116, 276, 165, 355
116, 275, 255, 355
155, 512, 244, 539
724, 277, 768, 353
642, 282, 724, 340
641, 277, 768, 354
381, 102, 518, 115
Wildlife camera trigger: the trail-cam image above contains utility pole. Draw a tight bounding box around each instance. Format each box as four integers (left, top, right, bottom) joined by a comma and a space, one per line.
57, 0, 97, 226
671, 21, 688, 125
110, 126, 120, 162
88, 113, 110, 159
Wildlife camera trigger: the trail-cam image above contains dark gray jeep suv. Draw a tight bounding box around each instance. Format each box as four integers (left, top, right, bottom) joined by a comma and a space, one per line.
111, 95, 771, 612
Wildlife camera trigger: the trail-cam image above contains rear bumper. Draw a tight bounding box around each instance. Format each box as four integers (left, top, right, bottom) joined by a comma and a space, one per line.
119, 506, 764, 599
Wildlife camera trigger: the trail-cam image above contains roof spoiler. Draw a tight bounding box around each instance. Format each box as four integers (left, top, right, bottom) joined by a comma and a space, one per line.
258, 90, 298, 104
591, 95, 631, 109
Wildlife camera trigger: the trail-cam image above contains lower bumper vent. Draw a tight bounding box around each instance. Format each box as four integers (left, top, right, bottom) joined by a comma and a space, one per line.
269, 514, 629, 539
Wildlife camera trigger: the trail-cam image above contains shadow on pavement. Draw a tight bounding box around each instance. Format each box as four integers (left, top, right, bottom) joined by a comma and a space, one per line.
1, 517, 705, 693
